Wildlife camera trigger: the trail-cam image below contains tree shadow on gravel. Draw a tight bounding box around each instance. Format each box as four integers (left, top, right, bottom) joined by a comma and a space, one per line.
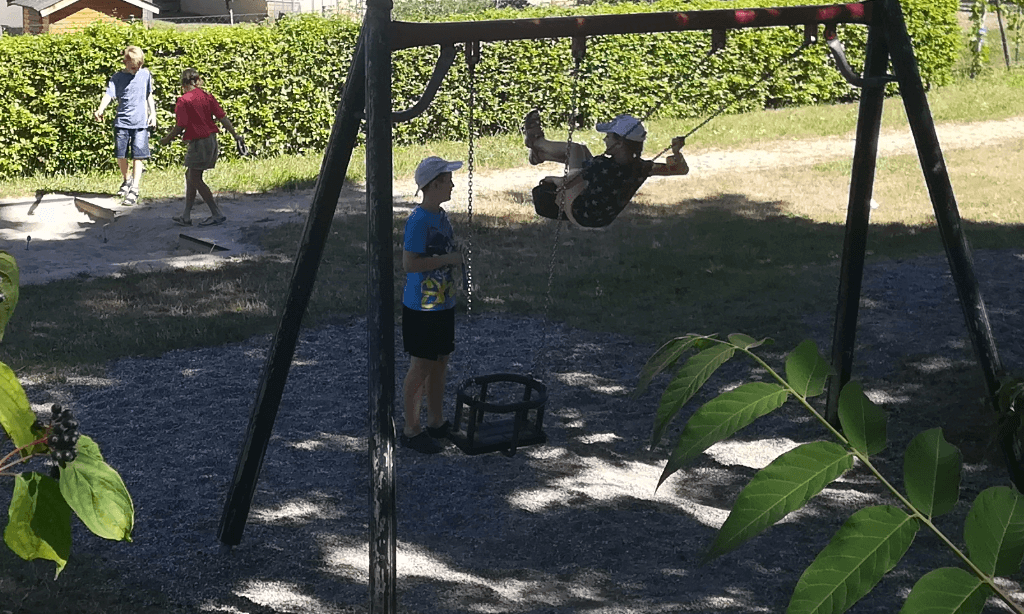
5, 192, 1024, 613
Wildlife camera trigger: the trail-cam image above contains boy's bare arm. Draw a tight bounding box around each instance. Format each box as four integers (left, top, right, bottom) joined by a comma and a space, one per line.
649, 136, 690, 176
93, 94, 113, 122
147, 94, 157, 127
403, 250, 463, 273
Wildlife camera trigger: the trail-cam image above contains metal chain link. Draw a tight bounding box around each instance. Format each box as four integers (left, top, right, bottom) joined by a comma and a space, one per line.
533, 37, 586, 379
651, 39, 810, 161
464, 42, 480, 318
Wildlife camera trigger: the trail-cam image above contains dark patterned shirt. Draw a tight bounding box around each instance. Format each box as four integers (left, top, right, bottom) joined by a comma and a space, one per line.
570, 155, 652, 228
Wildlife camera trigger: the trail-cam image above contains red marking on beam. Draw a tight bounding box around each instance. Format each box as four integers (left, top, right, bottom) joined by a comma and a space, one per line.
674, 12, 689, 25
847, 3, 866, 17
817, 7, 841, 19
734, 10, 757, 24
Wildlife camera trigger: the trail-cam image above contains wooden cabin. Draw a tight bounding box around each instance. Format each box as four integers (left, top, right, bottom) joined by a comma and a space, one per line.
8, 0, 159, 34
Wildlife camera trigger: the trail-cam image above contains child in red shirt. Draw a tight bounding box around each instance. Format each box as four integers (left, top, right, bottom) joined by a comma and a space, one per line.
159, 68, 247, 226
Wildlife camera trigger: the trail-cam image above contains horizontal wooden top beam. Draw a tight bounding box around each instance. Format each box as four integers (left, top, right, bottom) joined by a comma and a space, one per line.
390, 2, 873, 50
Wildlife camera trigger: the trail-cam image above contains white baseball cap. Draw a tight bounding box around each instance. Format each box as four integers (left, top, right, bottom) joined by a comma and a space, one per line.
415, 156, 463, 190
596, 114, 647, 142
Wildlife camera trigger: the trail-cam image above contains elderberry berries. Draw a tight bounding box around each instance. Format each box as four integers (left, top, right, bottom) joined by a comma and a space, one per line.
47, 405, 80, 464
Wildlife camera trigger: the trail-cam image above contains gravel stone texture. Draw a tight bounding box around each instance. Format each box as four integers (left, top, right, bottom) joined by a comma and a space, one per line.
17, 247, 1024, 613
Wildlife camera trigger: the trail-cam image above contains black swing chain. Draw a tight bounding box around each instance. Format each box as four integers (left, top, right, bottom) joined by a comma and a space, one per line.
464, 42, 480, 317
534, 36, 587, 379
641, 33, 725, 130
650, 37, 812, 161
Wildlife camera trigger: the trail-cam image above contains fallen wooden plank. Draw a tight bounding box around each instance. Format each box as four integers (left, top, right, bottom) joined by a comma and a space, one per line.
74, 197, 117, 223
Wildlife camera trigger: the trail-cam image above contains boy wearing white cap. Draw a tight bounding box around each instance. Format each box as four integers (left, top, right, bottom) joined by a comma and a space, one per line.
523, 111, 689, 227
400, 156, 465, 454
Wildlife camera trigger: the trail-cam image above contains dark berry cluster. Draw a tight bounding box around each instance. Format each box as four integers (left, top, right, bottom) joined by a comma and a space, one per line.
47, 403, 80, 464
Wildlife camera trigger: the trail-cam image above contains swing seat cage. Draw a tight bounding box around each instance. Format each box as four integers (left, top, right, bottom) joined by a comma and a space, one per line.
451, 373, 548, 456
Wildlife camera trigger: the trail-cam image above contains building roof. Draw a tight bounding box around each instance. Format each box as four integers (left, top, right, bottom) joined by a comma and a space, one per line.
8, 0, 159, 15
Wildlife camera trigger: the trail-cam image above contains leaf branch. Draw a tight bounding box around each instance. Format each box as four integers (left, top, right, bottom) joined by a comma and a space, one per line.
0, 436, 48, 474
744, 343, 1024, 614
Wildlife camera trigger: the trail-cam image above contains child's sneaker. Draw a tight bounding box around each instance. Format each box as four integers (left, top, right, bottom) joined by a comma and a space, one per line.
400, 431, 443, 454
426, 420, 452, 440
115, 180, 132, 199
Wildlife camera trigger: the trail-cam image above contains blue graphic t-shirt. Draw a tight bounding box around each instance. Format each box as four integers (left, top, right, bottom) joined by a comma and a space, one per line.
402, 206, 457, 311
105, 68, 153, 129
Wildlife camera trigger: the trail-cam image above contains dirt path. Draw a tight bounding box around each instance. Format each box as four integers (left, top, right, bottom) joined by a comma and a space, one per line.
4, 116, 1022, 286
463, 116, 1024, 197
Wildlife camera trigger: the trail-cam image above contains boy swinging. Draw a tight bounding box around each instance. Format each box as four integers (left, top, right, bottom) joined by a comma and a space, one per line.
524, 110, 689, 228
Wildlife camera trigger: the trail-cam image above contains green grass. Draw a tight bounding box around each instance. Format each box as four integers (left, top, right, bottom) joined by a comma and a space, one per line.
2, 67, 1022, 201
0, 66, 1021, 376
3, 136, 1023, 378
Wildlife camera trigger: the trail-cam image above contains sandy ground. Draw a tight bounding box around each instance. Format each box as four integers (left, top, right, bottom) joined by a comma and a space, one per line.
1, 116, 1022, 286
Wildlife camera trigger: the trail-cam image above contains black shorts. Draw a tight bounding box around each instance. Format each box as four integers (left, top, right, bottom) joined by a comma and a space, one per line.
402, 306, 455, 361
532, 181, 567, 221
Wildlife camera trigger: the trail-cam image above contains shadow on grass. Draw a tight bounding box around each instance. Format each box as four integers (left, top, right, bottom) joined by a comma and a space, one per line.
2, 191, 1023, 377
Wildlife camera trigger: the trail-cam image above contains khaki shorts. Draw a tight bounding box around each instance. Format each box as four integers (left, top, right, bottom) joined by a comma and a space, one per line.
184, 134, 219, 170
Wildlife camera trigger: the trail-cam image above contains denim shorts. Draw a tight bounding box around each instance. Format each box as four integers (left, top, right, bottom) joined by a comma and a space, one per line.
113, 127, 151, 160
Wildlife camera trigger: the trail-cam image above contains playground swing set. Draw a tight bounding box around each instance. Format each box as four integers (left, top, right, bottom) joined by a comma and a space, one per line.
216, 0, 1019, 610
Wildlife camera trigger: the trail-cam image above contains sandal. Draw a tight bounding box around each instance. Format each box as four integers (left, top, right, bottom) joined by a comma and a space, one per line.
199, 215, 227, 226
116, 180, 132, 199
172, 216, 192, 227
121, 188, 139, 206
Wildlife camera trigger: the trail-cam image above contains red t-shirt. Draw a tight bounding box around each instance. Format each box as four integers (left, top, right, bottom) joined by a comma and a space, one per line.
174, 88, 225, 141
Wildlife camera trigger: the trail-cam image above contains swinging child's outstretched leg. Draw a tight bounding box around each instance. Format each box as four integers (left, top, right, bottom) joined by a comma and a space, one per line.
522, 110, 591, 167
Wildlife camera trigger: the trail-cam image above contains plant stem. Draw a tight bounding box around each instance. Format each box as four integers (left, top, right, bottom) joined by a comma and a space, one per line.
0, 436, 48, 469
743, 342, 1024, 613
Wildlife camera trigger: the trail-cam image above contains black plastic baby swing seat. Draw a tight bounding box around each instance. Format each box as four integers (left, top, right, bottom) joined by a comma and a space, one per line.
451, 373, 548, 456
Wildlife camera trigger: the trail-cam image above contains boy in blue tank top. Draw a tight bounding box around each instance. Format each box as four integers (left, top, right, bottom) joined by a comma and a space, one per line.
400, 157, 465, 454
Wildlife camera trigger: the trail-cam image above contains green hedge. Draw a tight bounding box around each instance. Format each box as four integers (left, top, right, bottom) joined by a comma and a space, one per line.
0, 0, 959, 180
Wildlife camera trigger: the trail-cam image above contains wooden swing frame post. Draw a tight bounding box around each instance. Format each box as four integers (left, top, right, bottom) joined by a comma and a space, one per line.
218, 2, 1007, 612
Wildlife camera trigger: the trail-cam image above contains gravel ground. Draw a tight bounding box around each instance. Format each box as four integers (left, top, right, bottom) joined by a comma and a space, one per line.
16, 246, 1024, 613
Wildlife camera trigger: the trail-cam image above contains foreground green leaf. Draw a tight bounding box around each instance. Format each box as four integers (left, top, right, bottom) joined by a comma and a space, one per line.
634, 335, 700, 399
727, 333, 767, 350
0, 251, 18, 341
59, 455, 134, 542
708, 441, 854, 560
651, 342, 737, 449
658, 382, 789, 488
838, 382, 887, 456
0, 361, 37, 451
787, 505, 919, 614
898, 567, 991, 614
785, 339, 832, 398
964, 486, 1024, 577
75, 434, 105, 463
904, 428, 961, 519
4, 472, 71, 578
